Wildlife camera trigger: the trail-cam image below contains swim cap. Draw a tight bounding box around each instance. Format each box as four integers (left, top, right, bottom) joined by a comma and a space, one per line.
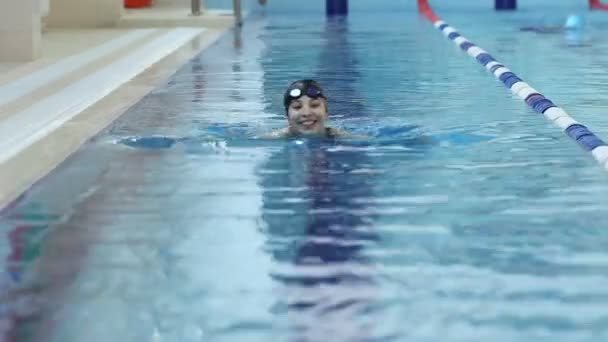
283, 80, 326, 112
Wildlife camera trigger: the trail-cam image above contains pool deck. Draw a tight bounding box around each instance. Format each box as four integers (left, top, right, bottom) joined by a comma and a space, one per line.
0, 2, 239, 209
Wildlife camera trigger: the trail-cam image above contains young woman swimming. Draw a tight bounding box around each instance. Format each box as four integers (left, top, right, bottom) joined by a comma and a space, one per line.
264, 80, 365, 139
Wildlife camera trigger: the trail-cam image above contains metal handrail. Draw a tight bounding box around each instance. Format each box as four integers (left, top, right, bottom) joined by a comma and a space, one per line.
191, 0, 201, 16
191, 0, 241, 26
233, 0, 243, 27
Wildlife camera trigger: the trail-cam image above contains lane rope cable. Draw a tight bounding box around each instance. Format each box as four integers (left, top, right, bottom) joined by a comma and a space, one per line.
417, 0, 608, 171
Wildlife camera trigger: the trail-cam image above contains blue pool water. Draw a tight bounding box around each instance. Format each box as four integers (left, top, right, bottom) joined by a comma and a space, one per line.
3, 1, 608, 341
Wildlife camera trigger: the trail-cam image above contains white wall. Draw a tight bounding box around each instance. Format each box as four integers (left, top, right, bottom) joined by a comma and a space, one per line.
41, 0, 50, 17
47, 0, 123, 28
0, 0, 41, 61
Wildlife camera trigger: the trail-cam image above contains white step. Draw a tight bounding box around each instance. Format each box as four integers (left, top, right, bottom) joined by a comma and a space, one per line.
0, 28, 205, 164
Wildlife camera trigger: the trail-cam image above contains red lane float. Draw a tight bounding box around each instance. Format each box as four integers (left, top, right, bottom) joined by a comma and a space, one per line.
590, 0, 608, 10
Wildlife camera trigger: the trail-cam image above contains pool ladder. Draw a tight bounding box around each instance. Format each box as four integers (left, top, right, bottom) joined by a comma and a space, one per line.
191, 0, 243, 27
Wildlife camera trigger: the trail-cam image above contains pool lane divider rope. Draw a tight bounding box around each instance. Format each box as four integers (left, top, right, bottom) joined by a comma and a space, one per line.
417, 0, 608, 171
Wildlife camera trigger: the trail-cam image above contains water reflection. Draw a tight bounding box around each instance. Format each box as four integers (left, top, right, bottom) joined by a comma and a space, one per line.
259, 139, 379, 340
258, 15, 381, 341
316, 17, 366, 119
0, 204, 52, 342
190, 54, 207, 103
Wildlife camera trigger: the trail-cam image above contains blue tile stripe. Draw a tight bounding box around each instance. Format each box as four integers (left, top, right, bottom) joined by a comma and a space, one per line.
428, 18, 608, 170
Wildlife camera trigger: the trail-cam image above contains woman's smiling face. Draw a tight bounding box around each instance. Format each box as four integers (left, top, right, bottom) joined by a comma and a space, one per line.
286, 95, 329, 135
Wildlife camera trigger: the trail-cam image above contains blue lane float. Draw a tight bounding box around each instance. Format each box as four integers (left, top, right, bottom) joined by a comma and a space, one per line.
495, 0, 517, 10
417, 1, 608, 171
326, 0, 348, 16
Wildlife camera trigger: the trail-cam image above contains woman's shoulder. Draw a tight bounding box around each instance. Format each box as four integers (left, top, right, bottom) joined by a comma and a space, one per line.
257, 127, 369, 140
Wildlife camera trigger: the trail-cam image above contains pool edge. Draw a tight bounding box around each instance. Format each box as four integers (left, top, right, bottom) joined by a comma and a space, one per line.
0, 28, 229, 211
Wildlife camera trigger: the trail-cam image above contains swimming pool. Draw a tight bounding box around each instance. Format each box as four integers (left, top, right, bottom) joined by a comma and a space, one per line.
3, 0, 608, 340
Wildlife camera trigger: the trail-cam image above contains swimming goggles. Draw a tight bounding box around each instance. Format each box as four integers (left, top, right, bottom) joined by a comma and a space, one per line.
286, 83, 325, 102
283, 81, 326, 112
288, 85, 324, 99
